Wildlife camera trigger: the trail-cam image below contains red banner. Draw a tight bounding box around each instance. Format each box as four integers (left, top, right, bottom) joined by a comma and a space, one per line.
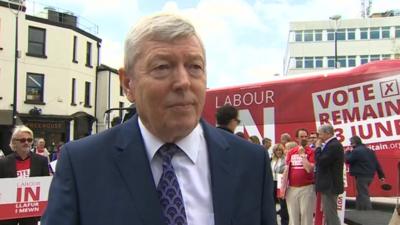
203, 60, 400, 197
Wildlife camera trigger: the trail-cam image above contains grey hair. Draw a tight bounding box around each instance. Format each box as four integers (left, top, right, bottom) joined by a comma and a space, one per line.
318, 123, 334, 135
9, 125, 33, 151
124, 13, 206, 74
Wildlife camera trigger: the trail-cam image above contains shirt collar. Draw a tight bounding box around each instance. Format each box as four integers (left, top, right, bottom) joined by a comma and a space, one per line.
138, 117, 202, 164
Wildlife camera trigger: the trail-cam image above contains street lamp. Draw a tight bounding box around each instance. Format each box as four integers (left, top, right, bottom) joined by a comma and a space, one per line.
329, 15, 341, 68
8, 0, 25, 126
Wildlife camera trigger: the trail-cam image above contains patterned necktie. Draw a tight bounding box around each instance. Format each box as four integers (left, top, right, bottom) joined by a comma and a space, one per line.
157, 143, 188, 225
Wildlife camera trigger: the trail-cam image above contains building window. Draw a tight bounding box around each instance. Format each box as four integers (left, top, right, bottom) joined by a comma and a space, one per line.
27, 26, 46, 57
327, 57, 335, 68
338, 56, 346, 68
26, 73, 44, 103
304, 30, 313, 42
370, 28, 380, 39
86, 42, 92, 67
347, 29, 355, 40
295, 57, 303, 68
84, 81, 91, 107
360, 55, 369, 64
381, 27, 390, 39
370, 54, 380, 61
315, 30, 322, 41
71, 78, 76, 105
295, 31, 302, 42
360, 28, 368, 39
73, 36, 78, 63
348, 56, 356, 67
304, 57, 313, 68
337, 29, 346, 40
382, 54, 391, 60
396, 26, 400, 38
315, 57, 323, 68
327, 29, 335, 41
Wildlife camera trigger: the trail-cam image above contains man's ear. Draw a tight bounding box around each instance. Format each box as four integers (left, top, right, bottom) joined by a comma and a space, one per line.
119, 68, 135, 102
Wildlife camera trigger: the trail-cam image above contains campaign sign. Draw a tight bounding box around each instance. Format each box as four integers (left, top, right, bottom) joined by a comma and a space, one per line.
0, 177, 52, 220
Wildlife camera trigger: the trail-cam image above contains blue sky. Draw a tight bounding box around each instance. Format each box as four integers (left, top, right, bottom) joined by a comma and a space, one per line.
26, 0, 399, 88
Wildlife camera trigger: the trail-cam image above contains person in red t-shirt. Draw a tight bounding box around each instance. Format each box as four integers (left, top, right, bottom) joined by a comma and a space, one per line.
0, 125, 49, 225
283, 128, 316, 225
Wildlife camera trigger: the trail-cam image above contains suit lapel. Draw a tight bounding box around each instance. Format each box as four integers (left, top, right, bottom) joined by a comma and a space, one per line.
201, 120, 235, 225
8, 154, 17, 177
111, 116, 164, 225
29, 154, 40, 176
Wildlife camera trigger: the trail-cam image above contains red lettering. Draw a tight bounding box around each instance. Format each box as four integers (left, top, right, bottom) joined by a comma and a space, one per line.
363, 105, 378, 119
358, 124, 373, 139
17, 187, 22, 202
351, 125, 357, 137
363, 84, 375, 100
333, 90, 348, 106
385, 99, 400, 116
25, 187, 40, 201
317, 94, 330, 109
16, 187, 40, 202
348, 86, 361, 103
395, 119, 400, 135
342, 107, 360, 123
375, 121, 392, 138
335, 128, 345, 142
376, 102, 384, 117
319, 113, 330, 124
332, 110, 342, 125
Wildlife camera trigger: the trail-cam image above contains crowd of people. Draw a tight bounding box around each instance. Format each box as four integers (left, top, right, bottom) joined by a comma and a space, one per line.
0, 12, 387, 225
214, 103, 385, 225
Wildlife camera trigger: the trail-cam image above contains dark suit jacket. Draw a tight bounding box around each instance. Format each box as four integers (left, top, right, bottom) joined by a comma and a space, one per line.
41, 116, 276, 225
315, 137, 344, 195
0, 152, 49, 178
345, 144, 385, 179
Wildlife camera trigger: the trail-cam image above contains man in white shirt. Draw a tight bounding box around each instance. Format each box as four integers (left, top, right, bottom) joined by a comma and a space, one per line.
42, 13, 276, 225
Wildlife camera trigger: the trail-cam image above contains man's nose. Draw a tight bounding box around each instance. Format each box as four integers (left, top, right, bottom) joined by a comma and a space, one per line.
172, 64, 190, 89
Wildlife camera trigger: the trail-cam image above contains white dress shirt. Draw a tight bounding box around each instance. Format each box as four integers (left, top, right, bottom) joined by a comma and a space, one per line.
138, 118, 214, 225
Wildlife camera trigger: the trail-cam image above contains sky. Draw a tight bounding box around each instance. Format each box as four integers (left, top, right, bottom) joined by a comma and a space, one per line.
26, 0, 399, 88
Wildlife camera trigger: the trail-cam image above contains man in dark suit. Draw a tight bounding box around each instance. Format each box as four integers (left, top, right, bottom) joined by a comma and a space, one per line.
345, 135, 385, 210
42, 13, 276, 225
315, 124, 344, 225
0, 125, 49, 225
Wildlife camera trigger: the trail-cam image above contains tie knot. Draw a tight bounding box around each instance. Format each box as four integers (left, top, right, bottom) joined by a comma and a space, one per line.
158, 143, 179, 161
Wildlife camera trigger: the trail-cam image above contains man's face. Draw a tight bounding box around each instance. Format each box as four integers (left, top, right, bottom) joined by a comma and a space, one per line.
13, 132, 33, 156
297, 130, 308, 147
264, 140, 271, 150
308, 134, 317, 145
228, 118, 240, 133
317, 130, 330, 142
121, 36, 206, 142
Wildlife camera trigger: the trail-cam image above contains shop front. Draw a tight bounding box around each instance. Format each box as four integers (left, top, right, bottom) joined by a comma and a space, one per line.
20, 114, 71, 152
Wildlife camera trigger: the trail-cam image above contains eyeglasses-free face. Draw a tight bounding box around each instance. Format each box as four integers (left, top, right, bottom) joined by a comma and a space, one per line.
14, 138, 33, 143
235, 118, 241, 124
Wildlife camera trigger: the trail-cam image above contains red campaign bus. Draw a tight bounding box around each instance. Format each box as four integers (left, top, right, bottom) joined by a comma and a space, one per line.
203, 60, 400, 197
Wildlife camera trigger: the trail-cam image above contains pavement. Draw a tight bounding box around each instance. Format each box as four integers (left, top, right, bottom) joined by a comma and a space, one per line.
344, 197, 398, 225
